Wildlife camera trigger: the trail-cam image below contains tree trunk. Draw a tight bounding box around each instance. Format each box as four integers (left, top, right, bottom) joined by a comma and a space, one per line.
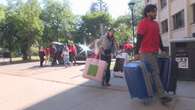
9, 55, 12, 63
21, 49, 28, 61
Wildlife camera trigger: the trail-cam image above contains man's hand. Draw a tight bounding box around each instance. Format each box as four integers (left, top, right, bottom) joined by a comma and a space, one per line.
159, 50, 168, 57
133, 54, 140, 60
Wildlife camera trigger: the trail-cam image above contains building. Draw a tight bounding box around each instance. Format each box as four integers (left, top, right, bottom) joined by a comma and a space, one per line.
144, 0, 195, 47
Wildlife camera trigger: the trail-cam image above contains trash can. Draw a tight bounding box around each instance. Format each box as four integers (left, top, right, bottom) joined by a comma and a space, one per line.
170, 38, 195, 81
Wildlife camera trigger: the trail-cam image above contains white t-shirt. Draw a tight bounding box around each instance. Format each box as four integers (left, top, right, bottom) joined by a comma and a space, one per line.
62, 51, 69, 56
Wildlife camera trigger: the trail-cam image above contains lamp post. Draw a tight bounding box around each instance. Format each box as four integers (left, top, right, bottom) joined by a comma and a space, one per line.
128, 1, 135, 55
98, 0, 105, 36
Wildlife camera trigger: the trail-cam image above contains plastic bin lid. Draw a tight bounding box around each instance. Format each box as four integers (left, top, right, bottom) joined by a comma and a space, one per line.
170, 37, 195, 43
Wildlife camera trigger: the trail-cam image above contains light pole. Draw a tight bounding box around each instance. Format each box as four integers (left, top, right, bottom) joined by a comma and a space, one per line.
128, 1, 135, 55
98, 0, 105, 36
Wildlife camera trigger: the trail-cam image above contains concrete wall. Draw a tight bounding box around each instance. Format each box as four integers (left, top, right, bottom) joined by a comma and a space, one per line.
170, 0, 185, 14
159, 7, 169, 21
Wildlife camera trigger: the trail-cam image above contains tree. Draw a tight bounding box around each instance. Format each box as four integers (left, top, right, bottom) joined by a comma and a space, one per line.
90, 0, 108, 12
129, 0, 144, 26
16, 0, 44, 60
112, 0, 144, 44
0, 6, 5, 22
0, 7, 21, 62
76, 11, 112, 43
112, 15, 132, 44
41, 0, 75, 46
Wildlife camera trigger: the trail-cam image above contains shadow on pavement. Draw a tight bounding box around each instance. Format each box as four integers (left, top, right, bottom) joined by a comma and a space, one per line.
22, 79, 195, 110
22, 77, 131, 110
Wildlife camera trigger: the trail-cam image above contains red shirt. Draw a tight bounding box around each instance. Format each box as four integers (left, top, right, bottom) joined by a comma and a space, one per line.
137, 18, 160, 53
44, 48, 50, 56
68, 45, 77, 55
123, 43, 133, 50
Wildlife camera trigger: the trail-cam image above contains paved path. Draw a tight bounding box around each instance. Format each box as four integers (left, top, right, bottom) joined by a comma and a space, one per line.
0, 62, 195, 110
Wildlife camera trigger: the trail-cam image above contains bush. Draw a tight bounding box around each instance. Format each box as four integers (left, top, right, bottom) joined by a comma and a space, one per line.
31, 47, 39, 56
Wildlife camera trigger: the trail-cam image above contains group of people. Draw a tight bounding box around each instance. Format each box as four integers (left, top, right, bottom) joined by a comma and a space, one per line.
61, 43, 77, 67
38, 41, 77, 67
96, 4, 172, 104
39, 4, 172, 104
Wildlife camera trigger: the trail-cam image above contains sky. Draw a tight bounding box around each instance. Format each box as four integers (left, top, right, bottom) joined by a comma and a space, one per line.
0, 0, 131, 18
69, 0, 130, 18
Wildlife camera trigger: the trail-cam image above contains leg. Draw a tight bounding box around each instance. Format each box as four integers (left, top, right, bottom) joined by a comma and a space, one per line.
73, 55, 77, 65
45, 56, 48, 65
105, 56, 111, 85
101, 54, 111, 86
67, 56, 71, 66
64, 57, 67, 66
140, 53, 164, 96
140, 53, 172, 104
69, 53, 73, 65
40, 57, 44, 67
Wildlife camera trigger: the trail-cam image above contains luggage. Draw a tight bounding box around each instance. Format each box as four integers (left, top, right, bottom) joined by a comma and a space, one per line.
158, 58, 169, 91
124, 58, 177, 101
124, 61, 154, 99
113, 52, 129, 78
83, 58, 107, 82
158, 57, 177, 94
114, 58, 125, 72
167, 59, 178, 94
113, 58, 125, 77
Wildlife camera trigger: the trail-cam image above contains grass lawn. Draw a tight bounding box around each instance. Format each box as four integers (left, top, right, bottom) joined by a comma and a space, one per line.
0, 56, 39, 65
12, 56, 39, 61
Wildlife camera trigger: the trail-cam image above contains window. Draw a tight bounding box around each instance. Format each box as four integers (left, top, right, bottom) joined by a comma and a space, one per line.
161, 19, 168, 33
193, 4, 195, 23
173, 10, 185, 29
160, 0, 167, 9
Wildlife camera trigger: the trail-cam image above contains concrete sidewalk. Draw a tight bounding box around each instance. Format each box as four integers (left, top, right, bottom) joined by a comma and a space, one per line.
0, 62, 195, 110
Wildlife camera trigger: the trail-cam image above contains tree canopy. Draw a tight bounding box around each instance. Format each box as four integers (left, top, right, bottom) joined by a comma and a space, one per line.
0, 0, 144, 60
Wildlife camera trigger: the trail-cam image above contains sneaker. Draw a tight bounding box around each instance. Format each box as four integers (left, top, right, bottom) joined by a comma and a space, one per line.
101, 81, 105, 86
105, 83, 111, 86
160, 96, 172, 104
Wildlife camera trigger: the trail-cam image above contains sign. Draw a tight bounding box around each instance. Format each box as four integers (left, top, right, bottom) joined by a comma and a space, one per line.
175, 57, 189, 69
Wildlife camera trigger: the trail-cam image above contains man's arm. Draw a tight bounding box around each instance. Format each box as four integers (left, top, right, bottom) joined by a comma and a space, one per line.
134, 34, 143, 54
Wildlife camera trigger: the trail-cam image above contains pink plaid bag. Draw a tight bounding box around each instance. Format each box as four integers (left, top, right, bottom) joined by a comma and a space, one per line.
83, 58, 107, 82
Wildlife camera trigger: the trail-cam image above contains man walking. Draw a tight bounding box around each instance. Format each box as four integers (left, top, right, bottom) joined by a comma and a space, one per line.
134, 4, 172, 104
39, 47, 45, 67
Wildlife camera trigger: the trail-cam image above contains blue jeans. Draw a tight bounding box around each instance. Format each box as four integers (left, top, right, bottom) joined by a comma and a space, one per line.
64, 55, 70, 65
140, 53, 165, 97
101, 54, 111, 84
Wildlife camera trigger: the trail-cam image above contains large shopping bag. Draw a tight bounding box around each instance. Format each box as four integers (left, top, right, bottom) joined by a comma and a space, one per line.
83, 58, 107, 82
